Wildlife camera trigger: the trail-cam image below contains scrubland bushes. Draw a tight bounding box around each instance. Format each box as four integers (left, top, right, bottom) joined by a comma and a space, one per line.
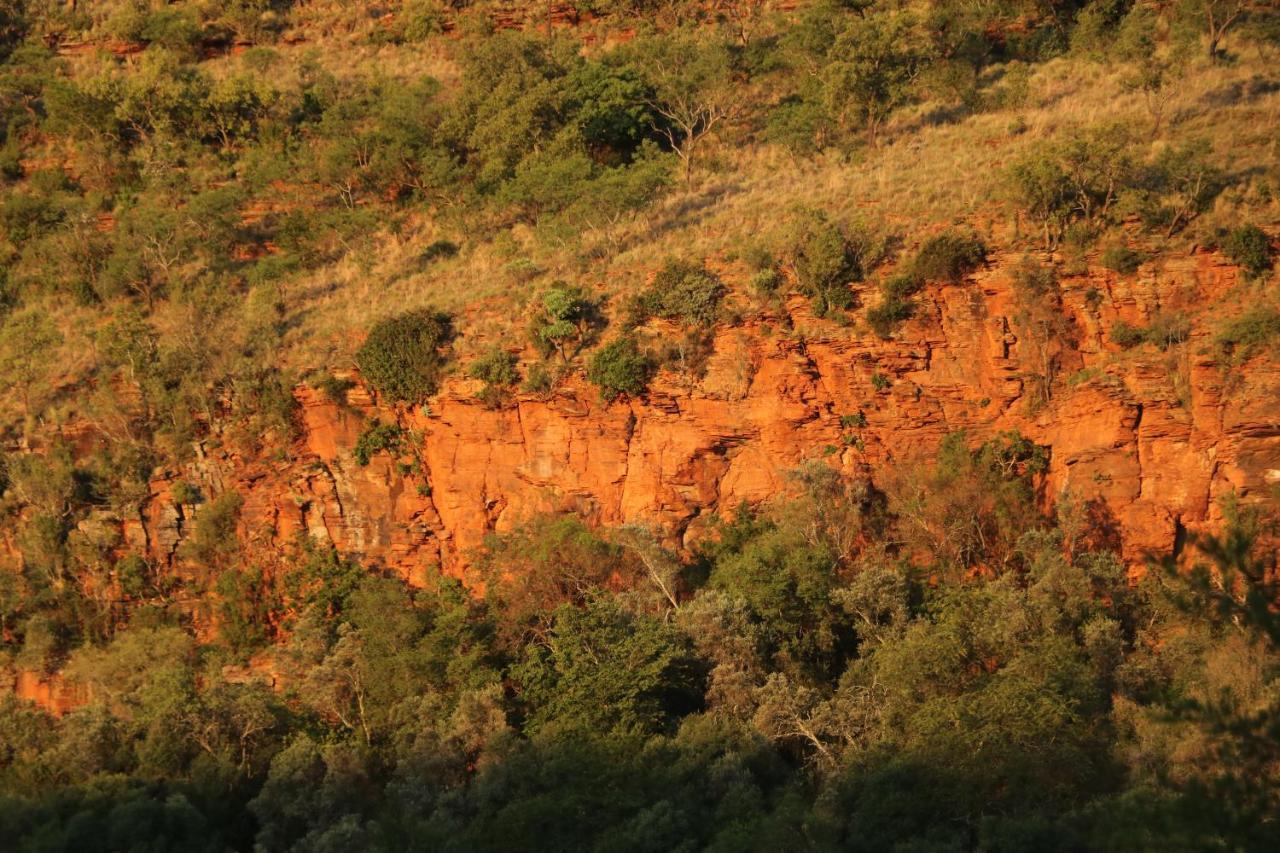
630, 260, 725, 328
1223, 223, 1274, 278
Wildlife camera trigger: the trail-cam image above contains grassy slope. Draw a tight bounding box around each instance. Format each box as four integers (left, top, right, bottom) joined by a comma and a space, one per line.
18, 14, 1280, 439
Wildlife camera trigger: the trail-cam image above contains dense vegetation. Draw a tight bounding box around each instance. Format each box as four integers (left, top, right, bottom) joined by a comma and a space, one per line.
0, 0, 1278, 850
1, 431, 1279, 850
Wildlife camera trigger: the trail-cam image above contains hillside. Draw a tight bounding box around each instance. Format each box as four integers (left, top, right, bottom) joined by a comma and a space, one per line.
1, 1, 1280, 850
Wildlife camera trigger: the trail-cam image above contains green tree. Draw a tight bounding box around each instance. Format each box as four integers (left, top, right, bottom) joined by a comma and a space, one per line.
0, 308, 62, 447
823, 10, 927, 145
630, 28, 737, 183
586, 336, 654, 401
528, 282, 603, 363
785, 210, 861, 315
512, 595, 705, 736
1176, 0, 1250, 61
467, 345, 519, 409
631, 259, 725, 328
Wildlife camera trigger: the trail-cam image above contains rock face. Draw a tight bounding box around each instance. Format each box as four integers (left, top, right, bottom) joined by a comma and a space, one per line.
139, 250, 1280, 582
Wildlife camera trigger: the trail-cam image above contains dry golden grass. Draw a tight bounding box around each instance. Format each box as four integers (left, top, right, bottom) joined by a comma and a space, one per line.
270, 42, 1280, 376
50, 36, 1274, 387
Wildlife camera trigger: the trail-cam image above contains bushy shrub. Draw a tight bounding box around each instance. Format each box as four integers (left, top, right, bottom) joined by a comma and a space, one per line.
355, 310, 452, 402
183, 492, 244, 567
468, 346, 520, 409
1110, 321, 1145, 350
354, 421, 404, 467
468, 346, 519, 387
865, 231, 986, 337
631, 260, 725, 328
750, 268, 782, 296
528, 283, 603, 362
867, 295, 914, 339
587, 337, 654, 401
882, 273, 923, 301
1215, 306, 1280, 361
170, 481, 202, 506
419, 239, 459, 266
910, 230, 987, 283
397, 0, 447, 42
1223, 224, 1273, 278
787, 212, 861, 316
316, 374, 355, 407
1101, 243, 1143, 275
1144, 312, 1191, 350
1111, 313, 1190, 350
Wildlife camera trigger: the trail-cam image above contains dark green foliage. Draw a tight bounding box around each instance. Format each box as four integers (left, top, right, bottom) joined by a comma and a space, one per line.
354, 310, 452, 403
1223, 223, 1273, 278
215, 566, 275, 656
708, 516, 850, 677
528, 282, 604, 362
866, 231, 984, 337
1110, 320, 1146, 349
282, 538, 364, 630
353, 420, 404, 466
1008, 123, 1137, 248
866, 294, 914, 338
1101, 242, 1143, 274
467, 346, 519, 409
1215, 305, 1280, 361
0, 1, 28, 64
787, 211, 861, 315
316, 373, 355, 407
630, 259, 725, 328
586, 337, 654, 401
908, 230, 987, 284
514, 596, 705, 736
182, 492, 243, 568
1111, 312, 1191, 350
419, 239, 459, 265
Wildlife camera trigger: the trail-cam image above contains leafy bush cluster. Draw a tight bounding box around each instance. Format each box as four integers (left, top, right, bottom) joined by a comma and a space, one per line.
867, 229, 986, 338
629, 259, 725, 328
353, 420, 404, 467
1110, 311, 1191, 351
1215, 305, 1280, 362
908, 229, 989, 284
467, 345, 520, 409
528, 283, 604, 364
1008, 126, 1225, 248
1101, 242, 1144, 274
785, 211, 862, 316
1223, 223, 1274, 278
586, 337, 654, 401
354, 310, 453, 403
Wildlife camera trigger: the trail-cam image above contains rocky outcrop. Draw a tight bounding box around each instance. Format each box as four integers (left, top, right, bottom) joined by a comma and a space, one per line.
139, 249, 1279, 582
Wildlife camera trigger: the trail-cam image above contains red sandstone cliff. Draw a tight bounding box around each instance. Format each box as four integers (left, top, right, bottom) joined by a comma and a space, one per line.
120, 248, 1278, 585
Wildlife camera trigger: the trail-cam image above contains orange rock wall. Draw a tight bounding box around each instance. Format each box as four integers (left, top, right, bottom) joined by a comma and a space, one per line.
137, 250, 1280, 583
